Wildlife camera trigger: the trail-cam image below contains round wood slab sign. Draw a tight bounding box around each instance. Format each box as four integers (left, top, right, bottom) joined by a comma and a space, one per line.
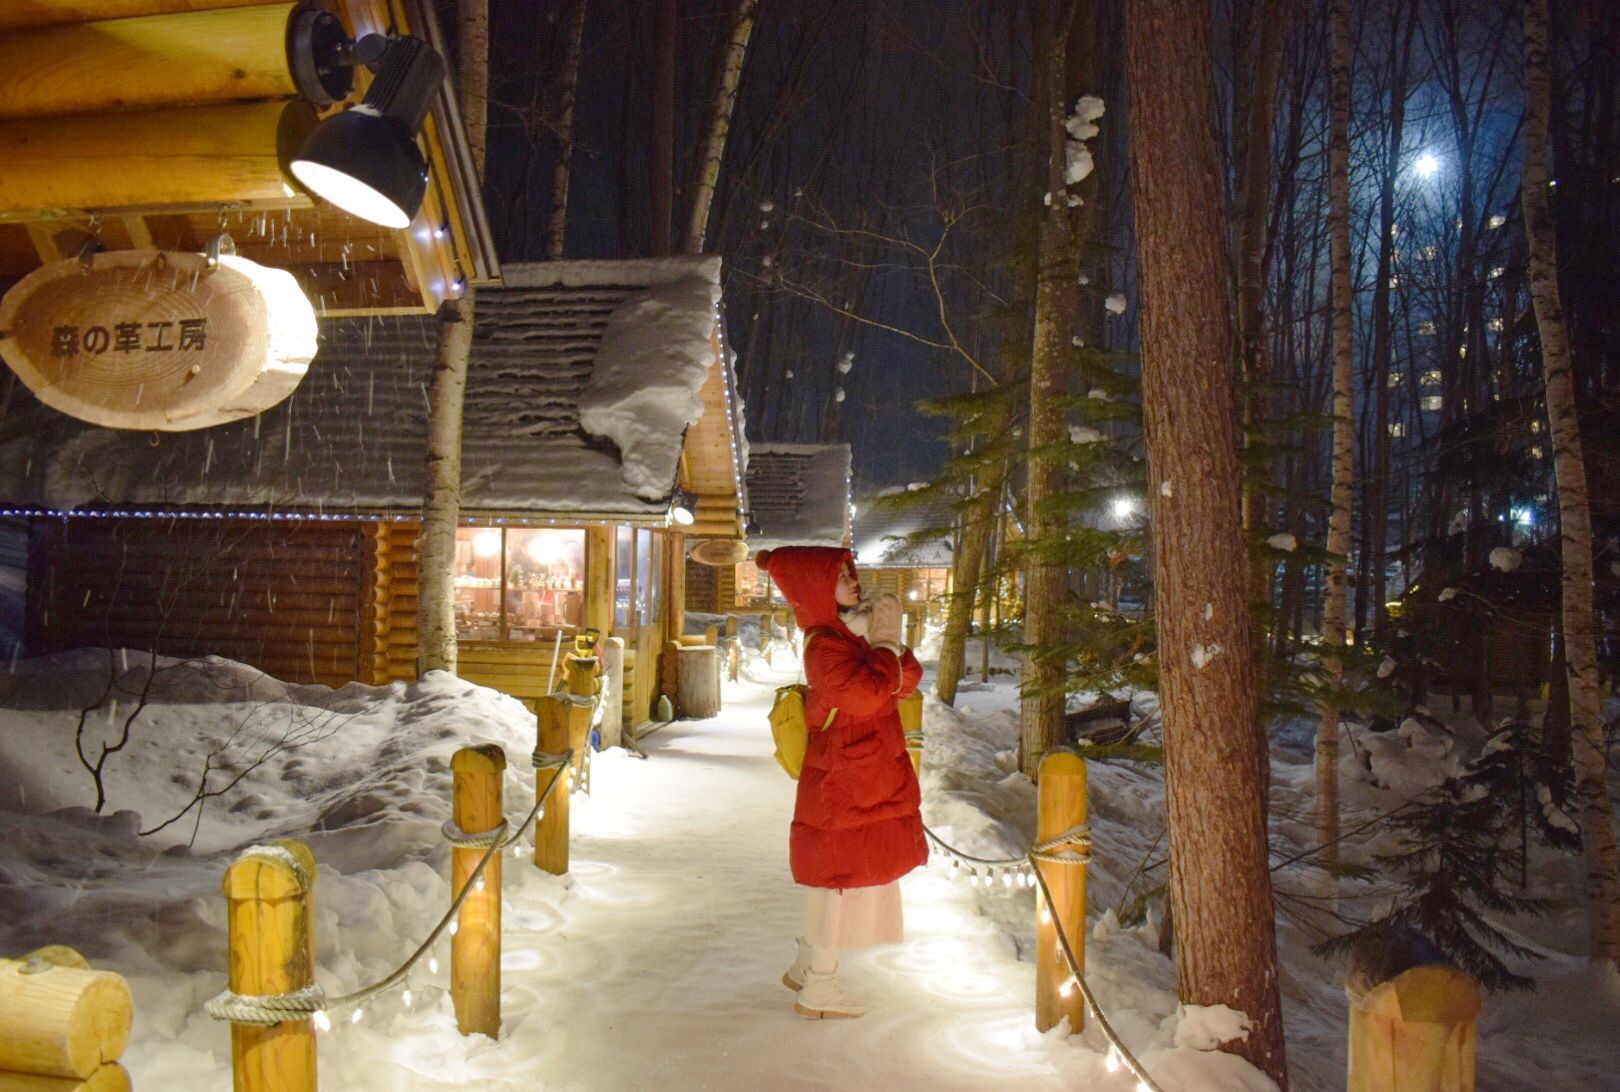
0, 249, 317, 431
689, 538, 749, 566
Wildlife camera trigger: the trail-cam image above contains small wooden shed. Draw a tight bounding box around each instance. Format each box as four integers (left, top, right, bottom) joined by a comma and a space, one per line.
850, 487, 956, 620
687, 442, 851, 612
0, 258, 746, 733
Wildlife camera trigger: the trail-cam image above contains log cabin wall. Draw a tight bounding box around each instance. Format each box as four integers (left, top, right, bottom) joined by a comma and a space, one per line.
26, 516, 371, 687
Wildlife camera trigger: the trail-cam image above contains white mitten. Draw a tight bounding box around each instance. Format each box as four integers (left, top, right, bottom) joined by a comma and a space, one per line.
867, 593, 904, 652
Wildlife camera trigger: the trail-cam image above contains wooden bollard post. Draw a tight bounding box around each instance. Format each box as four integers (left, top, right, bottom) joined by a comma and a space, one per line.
1347, 938, 1481, 1092
1034, 752, 1087, 1034
450, 745, 505, 1038
224, 840, 317, 1092
0, 947, 131, 1083
534, 695, 572, 876
564, 654, 600, 782
727, 640, 740, 683
898, 691, 924, 775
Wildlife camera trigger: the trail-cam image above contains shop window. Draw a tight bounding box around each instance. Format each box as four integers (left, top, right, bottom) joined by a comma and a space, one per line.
454, 527, 585, 642
615, 525, 633, 627
635, 529, 661, 626
735, 560, 764, 606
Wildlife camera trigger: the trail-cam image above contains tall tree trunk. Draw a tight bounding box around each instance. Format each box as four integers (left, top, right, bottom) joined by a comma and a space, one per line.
937, 408, 1007, 706
1316, 0, 1355, 869
683, 0, 759, 254
1522, 0, 1620, 970
419, 0, 491, 676
1124, 0, 1288, 1082
652, 0, 677, 255
1020, 0, 1087, 775
546, 0, 588, 261
1354, 0, 1417, 644
1235, 0, 1284, 533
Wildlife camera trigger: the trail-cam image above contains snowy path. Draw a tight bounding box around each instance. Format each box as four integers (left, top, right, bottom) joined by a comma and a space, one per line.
485, 679, 1084, 1091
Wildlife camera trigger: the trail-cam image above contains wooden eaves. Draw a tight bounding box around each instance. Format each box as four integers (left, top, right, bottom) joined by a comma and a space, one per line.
0, 0, 498, 318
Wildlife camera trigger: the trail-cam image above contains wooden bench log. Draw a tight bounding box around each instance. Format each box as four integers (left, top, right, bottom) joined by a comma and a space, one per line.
0, 1063, 130, 1092
0, 950, 130, 1080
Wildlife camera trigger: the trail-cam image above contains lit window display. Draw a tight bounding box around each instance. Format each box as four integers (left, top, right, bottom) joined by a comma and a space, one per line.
453, 527, 585, 641
636, 528, 660, 625
615, 525, 633, 627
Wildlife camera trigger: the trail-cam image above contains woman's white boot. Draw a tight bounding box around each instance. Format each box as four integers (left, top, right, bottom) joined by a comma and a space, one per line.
792, 969, 867, 1019
782, 937, 812, 991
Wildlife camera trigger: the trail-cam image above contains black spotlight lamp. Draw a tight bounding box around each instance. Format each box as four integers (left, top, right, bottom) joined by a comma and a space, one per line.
286, 4, 446, 229
744, 510, 762, 536
670, 488, 700, 527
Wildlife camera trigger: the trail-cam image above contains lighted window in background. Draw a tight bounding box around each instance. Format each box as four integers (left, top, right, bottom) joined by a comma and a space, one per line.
635, 529, 659, 626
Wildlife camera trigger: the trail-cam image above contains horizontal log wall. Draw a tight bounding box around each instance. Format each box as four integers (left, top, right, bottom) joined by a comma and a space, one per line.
27, 516, 371, 688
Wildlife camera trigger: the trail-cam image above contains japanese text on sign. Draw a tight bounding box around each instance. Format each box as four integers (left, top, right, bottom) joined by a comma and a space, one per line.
51, 319, 208, 357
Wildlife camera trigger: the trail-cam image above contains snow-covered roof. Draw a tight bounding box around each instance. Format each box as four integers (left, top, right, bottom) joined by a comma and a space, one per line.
851, 487, 956, 568
745, 443, 850, 550
0, 259, 734, 523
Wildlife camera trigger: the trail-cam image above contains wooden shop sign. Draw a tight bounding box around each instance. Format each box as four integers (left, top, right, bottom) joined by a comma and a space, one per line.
0, 248, 317, 431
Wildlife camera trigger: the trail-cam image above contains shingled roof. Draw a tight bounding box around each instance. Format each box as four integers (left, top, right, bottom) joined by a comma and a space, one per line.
851, 487, 957, 567
745, 443, 850, 550
0, 258, 744, 528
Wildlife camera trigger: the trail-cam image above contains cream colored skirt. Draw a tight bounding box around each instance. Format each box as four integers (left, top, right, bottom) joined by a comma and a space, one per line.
802, 881, 904, 951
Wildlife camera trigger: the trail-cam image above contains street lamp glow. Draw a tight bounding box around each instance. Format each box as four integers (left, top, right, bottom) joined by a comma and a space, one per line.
1111, 497, 1137, 520
1415, 152, 1441, 177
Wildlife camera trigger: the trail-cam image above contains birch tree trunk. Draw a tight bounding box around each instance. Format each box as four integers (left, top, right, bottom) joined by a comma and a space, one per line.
1316, 0, 1355, 869
1124, 0, 1288, 1081
1020, 0, 1086, 775
1522, 0, 1620, 970
418, 0, 490, 676
546, 0, 588, 261
682, 0, 758, 255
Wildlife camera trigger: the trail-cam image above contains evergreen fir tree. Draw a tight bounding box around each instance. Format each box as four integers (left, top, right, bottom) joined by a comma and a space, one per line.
1318, 719, 1577, 990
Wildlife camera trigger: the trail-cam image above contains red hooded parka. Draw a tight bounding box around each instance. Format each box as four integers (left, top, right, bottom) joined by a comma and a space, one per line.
760, 546, 927, 889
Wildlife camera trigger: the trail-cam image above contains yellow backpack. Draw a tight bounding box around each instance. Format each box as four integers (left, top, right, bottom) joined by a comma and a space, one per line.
770, 685, 838, 779
769, 632, 837, 779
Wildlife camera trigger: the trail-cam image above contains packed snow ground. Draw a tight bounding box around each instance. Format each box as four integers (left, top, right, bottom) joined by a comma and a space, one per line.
0, 639, 1615, 1090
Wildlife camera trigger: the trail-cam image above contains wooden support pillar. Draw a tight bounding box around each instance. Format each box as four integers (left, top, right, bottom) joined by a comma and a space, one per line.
661, 530, 686, 707
534, 695, 571, 876
0, 949, 131, 1082
584, 526, 615, 639
450, 745, 505, 1039
1348, 962, 1480, 1092
899, 692, 923, 775
223, 840, 317, 1092
905, 611, 925, 651
1034, 753, 1087, 1034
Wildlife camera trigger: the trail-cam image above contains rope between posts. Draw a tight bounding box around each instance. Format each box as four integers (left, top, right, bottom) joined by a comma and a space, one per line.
1028, 849, 1166, 1092
205, 747, 574, 1026
923, 822, 1091, 868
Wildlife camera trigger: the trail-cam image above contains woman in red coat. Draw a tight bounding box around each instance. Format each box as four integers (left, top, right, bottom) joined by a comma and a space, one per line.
754, 546, 926, 1019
